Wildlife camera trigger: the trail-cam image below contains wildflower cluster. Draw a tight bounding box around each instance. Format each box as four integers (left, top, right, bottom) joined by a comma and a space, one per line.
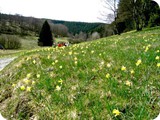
55, 79, 63, 91
12, 73, 37, 92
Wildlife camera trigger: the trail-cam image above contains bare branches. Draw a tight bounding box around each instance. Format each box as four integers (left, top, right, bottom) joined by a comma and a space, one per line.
100, 0, 119, 23
103, 0, 117, 13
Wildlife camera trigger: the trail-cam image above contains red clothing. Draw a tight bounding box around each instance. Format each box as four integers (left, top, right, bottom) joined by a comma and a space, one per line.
58, 44, 63, 47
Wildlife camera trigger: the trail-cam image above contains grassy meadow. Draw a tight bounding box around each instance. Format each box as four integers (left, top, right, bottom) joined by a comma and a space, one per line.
0, 27, 160, 119
0, 36, 68, 58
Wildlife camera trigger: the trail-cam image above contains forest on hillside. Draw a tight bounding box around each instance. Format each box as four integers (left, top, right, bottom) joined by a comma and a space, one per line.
0, 13, 105, 37
0, 13, 43, 36
51, 20, 105, 35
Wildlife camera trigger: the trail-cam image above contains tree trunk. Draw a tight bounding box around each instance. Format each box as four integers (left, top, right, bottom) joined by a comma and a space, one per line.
132, 0, 144, 31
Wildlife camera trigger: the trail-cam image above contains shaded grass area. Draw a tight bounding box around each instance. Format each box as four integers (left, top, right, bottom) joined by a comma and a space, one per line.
0, 27, 160, 119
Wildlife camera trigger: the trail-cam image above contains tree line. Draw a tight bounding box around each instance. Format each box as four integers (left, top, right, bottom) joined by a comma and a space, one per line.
51, 20, 105, 35
0, 13, 42, 36
0, 13, 105, 37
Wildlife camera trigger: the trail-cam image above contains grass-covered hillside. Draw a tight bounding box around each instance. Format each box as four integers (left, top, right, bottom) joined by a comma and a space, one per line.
0, 27, 160, 120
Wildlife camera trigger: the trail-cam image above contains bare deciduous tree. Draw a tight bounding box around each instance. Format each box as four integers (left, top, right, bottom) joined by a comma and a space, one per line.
103, 0, 118, 20
100, 0, 119, 34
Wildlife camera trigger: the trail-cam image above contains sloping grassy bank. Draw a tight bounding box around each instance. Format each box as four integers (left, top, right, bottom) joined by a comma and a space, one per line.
0, 27, 160, 119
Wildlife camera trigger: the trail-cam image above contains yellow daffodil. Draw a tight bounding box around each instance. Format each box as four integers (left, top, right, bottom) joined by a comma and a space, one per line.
125, 80, 132, 86
58, 79, 63, 84
12, 84, 16, 87
27, 73, 31, 78
26, 57, 31, 61
107, 63, 111, 68
59, 66, 63, 69
106, 73, 110, 79
112, 109, 121, 117
24, 79, 30, 84
32, 81, 35, 85
36, 74, 40, 78
156, 50, 159, 53
47, 55, 51, 59
75, 61, 78, 64
56, 85, 61, 91
26, 86, 31, 92
91, 50, 94, 54
145, 46, 149, 52
100, 61, 104, 65
147, 44, 151, 47
52, 62, 55, 65
69, 51, 72, 55
55, 60, 58, 63
33, 60, 36, 64
121, 66, 126, 71
20, 86, 25, 91
136, 59, 142, 66
130, 70, 135, 74
155, 56, 159, 60
157, 63, 160, 67
74, 57, 78, 61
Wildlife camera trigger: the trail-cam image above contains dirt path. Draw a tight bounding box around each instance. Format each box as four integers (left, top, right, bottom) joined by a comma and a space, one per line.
0, 57, 16, 71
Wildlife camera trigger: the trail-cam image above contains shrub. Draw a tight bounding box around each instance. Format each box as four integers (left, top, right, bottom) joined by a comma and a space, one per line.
90, 32, 100, 40
0, 35, 6, 47
68, 38, 84, 44
0, 35, 21, 49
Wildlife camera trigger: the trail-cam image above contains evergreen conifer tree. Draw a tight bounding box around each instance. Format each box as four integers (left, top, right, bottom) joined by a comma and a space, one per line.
38, 20, 53, 46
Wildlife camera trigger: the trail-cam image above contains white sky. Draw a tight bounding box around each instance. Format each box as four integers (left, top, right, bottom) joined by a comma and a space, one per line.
0, 0, 160, 23
0, 0, 105, 23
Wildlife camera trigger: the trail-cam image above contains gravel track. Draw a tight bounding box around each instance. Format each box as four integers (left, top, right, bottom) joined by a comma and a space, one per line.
0, 57, 16, 71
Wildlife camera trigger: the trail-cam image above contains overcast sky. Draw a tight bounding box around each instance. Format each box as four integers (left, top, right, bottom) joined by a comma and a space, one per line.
0, 0, 105, 23
0, 0, 160, 23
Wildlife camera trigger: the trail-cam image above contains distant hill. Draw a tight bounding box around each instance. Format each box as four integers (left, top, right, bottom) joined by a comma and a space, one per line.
0, 13, 42, 36
51, 20, 105, 35
0, 13, 106, 36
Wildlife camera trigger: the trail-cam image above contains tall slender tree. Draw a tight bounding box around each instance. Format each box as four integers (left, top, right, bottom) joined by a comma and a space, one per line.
38, 20, 53, 46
